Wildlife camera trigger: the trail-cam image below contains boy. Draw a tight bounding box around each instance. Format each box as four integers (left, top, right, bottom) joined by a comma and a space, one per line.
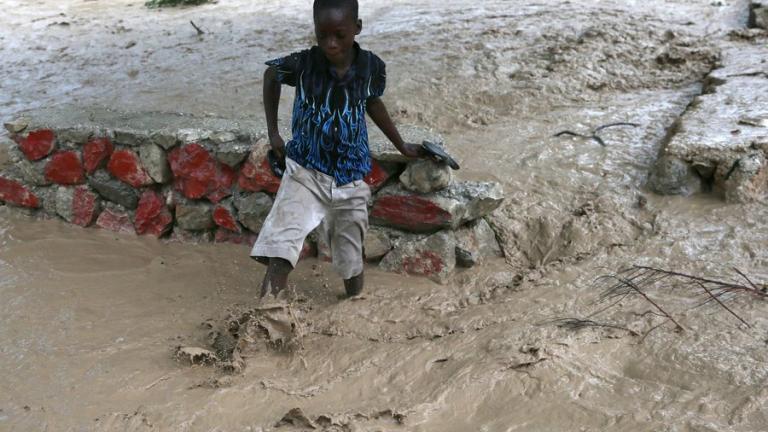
251, 0, 425, 298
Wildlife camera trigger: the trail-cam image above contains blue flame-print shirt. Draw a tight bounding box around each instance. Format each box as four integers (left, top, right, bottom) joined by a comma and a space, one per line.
266, 42, 386, 185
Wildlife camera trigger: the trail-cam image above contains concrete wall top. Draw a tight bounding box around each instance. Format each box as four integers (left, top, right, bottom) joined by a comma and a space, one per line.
4, 106, 445, 162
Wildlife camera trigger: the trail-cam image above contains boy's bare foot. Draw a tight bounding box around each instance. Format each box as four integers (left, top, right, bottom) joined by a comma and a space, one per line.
260, 257, 292, 298
342, 272, 364, 298
258, 291, 293, 309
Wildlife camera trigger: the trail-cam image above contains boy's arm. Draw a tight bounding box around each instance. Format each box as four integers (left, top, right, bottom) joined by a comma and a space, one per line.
263, 66, 285, 157
366, 97, 425, 158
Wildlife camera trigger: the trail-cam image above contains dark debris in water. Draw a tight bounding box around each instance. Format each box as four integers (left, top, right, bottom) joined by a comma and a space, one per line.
145, 0, 211, 8
275, 407, 407, 430
554, 122, 640, 147
181, 300, 310, 374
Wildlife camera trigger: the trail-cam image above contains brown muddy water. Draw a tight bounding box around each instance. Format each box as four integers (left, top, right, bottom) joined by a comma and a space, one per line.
2, 0, 768, 431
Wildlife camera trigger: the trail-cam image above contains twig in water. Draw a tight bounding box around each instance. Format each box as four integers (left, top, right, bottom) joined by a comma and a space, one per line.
724, 159, 741, 181
593, 122, 641, 132
632, 266, 767, 299
549, 317, 638, 335
696, 282, 750, 328
615, 276, 685, 332
733, 267, 762, 292
554, 122, 640, 146
551, 265, 764, 338
639, 322, 666, 344
190, 20, 205, 35
144, 370, 183, 390
727, 72, 768, 79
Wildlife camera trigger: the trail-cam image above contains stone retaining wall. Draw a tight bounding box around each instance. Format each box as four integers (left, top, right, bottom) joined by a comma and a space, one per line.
750, 1, 768, 29
1, 107, 504, 283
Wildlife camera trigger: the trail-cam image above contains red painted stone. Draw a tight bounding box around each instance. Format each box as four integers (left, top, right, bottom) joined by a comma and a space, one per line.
316, 233, 332, 262
401, 250, 445, 277
213, 205, 240, 232
300, 240, 317, 260
238, 158, 281, 194
108, 150, 153, 187
134, 190, 173, 237
370, 195, 453, 232
364, 160, 397, 191
0, 176, 39, 208
15, 129, 55, 161
165, 143, 241, 202
45, 151, 85, 185
96, 208, 135, 235
214, 228, 257, 245
168, 144, 217, 199
71, 186, 100, 227
207, 164, 236, 203
83, 137, 114, 174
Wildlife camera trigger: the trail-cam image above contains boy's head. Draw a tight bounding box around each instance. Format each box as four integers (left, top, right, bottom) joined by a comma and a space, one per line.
313, 0, 362, 65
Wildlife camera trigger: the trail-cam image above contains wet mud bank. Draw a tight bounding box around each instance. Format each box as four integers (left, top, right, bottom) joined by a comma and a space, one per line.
2, 0, 768, 431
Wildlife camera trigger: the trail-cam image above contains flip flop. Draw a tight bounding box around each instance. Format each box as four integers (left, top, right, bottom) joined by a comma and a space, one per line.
421, 140, 460, 170
267, 149, 286, 178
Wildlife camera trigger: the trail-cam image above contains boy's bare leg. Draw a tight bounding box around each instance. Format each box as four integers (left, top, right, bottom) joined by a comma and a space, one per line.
343, 271, 364, 297
260, 258, 292, 298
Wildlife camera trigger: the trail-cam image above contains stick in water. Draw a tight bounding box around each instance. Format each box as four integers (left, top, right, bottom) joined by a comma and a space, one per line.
190, 20, 205, 35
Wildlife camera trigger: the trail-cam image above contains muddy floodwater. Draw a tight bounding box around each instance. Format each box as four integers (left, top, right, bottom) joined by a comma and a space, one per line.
2, 0, 768, 431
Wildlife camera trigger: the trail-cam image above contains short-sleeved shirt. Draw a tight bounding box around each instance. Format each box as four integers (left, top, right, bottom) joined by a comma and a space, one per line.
266, 42, 386, 185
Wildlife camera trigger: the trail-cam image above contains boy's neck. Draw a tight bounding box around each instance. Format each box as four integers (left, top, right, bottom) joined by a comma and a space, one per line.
327, 43, 358, 77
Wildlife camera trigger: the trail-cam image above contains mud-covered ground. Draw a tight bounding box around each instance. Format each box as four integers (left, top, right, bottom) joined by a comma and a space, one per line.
1, 0, 768, 431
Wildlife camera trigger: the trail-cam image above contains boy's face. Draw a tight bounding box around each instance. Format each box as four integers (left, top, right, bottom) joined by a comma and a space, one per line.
314, 7, 362, 65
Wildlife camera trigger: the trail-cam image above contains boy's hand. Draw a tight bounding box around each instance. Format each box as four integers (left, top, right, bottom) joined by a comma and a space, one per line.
400, 142, 427, 159
269, 133, 286, 159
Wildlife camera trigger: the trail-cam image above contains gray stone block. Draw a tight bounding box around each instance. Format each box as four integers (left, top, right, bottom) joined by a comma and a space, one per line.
234, 192, 273, 233
210, 131, 237, 144
34, 186, 58, 216
150, 130, 179, 150
723, 152, 767, 203
113, 129, 148, 147
176, 200, 214, 231
4, 117, 30, 134
88, 170, 139, 209
399, 159, 453, 193
380, 230, 457, 284
648, 155, 702, 196
455, 219, 503, 268
751, 2, 768, 29
57, 127, 94, 146
139, 143, 171, 183
10, 147, 50, 186
215, 140, 251, 167
364, 227, 393, 261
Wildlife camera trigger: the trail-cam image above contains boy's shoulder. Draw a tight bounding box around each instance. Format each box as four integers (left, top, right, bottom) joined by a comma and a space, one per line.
349, 45, 387, 77
271, 44, 385, 69
358, 46, 386, 67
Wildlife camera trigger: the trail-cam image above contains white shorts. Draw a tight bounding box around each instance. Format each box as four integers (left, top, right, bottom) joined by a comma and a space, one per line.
250, 158, 371, 279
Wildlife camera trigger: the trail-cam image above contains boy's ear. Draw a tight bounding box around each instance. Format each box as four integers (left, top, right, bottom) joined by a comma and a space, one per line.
356, 19, 362, 35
